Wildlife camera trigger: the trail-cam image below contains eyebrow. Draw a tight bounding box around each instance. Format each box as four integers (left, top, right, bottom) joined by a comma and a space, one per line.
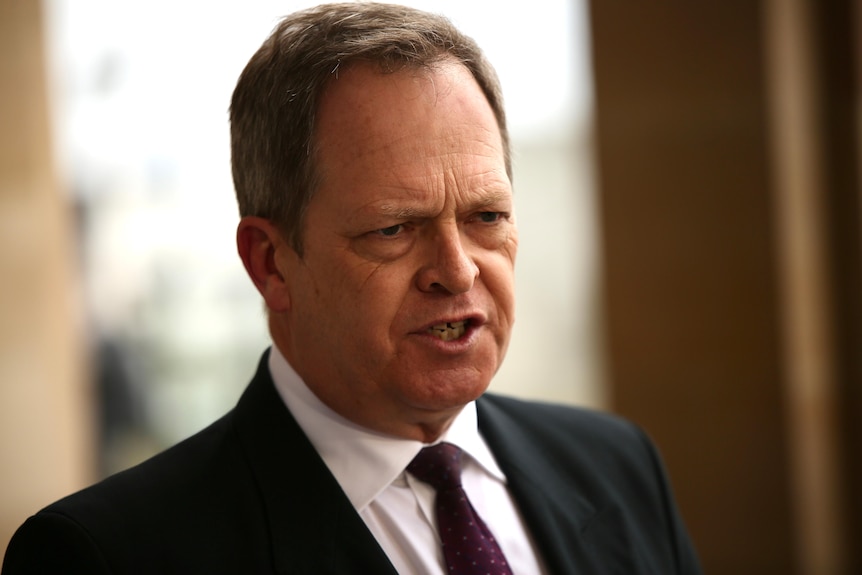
378, 204, 424, 219
469, 190, 512, 209
376, 190, 512, 219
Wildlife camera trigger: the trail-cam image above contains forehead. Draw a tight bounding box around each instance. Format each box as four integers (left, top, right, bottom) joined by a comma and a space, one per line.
321, 62, 502, 157
312, 61, 509, 201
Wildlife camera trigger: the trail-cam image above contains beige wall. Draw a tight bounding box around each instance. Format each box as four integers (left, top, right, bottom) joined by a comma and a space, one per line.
590, 1, 862, 574
0, 0, 95, 557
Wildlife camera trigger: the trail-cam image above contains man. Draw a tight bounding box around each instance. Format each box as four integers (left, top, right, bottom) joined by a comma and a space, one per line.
3, 3, 701, 574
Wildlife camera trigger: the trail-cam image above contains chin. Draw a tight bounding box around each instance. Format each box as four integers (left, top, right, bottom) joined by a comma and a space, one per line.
401, 371, 492, 412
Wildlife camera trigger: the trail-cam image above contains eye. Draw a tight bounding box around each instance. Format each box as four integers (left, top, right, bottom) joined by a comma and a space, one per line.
477, 212, 503, 223
375, 224, 404, 237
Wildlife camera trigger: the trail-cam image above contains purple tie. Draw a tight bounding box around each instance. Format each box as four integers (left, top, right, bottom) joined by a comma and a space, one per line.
407, 443, 514, 575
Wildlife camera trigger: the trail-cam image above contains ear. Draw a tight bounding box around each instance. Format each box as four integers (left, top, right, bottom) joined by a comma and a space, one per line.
236, 216, 293, 312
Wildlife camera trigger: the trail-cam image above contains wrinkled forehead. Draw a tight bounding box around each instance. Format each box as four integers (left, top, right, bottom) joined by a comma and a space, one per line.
314, 60, 505, 168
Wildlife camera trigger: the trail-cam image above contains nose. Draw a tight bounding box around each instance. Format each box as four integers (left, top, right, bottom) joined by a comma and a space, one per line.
416, 225, 479, 294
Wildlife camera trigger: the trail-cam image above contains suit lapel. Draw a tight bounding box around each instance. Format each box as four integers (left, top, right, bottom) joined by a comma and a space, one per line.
477, 395, 636, 575
230, 354, 637, 574
232, 352, 398, 575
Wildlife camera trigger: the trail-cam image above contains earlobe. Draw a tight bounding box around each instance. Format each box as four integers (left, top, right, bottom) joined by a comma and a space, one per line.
236, 216, 292, 312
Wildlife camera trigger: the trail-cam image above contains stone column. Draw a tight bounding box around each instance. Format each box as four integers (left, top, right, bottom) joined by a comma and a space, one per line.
0, 0, 94, 557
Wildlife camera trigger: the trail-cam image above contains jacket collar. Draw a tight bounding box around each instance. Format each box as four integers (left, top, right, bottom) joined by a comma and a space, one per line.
477, 394, 636, 574
232, 350, 398, 575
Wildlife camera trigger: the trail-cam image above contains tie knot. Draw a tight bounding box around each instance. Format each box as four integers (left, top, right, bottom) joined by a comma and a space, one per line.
407, 442, 463, 491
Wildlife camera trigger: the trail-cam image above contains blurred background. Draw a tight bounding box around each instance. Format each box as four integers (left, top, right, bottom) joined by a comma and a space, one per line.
1, 1, 860, 574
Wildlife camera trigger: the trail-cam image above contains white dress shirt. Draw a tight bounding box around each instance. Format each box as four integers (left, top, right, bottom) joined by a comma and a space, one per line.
268, 346, 546, 574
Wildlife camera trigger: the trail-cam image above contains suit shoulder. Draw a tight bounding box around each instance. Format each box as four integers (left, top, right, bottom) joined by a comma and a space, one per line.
35, 410, 253, 544
478, 393, 644, 448
3, 511, 111, 574
6, 410, 270, 573
58, 411, 238, 505
477, 392, 665, 493
477, 398, 702, 573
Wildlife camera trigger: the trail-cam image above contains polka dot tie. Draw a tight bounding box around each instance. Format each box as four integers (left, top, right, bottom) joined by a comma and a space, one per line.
407, 443, 513, 575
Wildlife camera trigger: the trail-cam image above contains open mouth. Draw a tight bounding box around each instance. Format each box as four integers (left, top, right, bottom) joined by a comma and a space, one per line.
427, 320, 469, 341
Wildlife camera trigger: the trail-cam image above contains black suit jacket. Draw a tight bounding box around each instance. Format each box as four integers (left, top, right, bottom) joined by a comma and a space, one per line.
3, 351, 701, 574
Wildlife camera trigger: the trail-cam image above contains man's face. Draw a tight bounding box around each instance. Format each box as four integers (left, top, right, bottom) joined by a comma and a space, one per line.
272, 61, 517, 441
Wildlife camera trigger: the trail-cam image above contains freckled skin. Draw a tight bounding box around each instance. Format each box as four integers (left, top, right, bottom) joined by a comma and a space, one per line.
268, 61, 518, 442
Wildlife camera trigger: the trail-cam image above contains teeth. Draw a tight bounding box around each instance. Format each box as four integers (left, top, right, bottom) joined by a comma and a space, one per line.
428, 320, 467, 341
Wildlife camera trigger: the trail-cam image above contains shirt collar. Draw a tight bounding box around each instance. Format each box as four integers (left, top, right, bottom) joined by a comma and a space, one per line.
267, 345, 506, 511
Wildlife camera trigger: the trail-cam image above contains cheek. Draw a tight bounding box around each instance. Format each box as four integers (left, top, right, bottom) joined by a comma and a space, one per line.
290, 259, 366, 341
338, 263, 413, 334
484, 255, 517, 311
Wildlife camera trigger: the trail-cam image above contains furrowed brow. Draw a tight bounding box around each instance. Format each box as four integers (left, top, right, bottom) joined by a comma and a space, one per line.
469, 190, 512, 210
378, 204, 426, 219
